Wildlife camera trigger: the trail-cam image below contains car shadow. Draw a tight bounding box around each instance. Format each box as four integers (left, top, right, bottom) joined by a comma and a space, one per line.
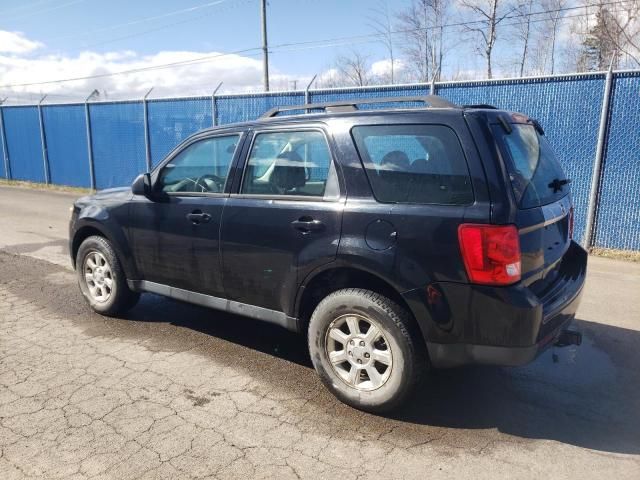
124, 296, 640, 455
125, 293, 313, 367
391, 318, 640, 455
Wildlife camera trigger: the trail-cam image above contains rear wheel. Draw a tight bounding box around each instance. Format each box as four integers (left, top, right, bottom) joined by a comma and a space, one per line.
76, 236, 140, 316
308, 288, 425, 413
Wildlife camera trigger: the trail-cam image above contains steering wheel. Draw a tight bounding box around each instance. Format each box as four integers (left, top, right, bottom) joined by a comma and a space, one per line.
194, 174, 224, 192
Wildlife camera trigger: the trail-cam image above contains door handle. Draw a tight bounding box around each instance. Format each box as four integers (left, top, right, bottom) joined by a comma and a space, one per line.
291, 217, 324, 234
186, 211, 212, 224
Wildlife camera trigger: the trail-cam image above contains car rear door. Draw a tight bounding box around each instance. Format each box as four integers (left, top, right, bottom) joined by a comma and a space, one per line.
220, 125, 344, 316
490, 120, 574, 282
489, 118, 586, 328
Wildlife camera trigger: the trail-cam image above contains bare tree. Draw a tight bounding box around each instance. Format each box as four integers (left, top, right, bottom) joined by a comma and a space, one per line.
459, 0, 516, 79
513, 0, 535, 76
396, 0, 449, 83
574, 1, 623, 70
599, 0, 640, 67
368, 0, 396, 84
316, 67, 342, 88
335, 50, 371, 86
539, 0, 568, 74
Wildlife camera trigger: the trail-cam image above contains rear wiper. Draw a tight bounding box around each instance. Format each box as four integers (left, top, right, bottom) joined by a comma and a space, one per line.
548, 178, 571, 193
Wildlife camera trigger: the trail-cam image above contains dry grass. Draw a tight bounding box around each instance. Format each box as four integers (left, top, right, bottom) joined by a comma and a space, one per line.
590, 247, 640, 262
0, 179, 93, 195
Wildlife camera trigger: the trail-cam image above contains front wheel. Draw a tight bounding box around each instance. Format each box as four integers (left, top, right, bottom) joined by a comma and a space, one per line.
76, 235, 140, 316
308, 288, 426, 413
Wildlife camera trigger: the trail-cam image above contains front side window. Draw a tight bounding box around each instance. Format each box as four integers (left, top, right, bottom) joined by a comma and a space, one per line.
351, 125, 474, 205
158, 135, 239, 193
241, 130, 334, 197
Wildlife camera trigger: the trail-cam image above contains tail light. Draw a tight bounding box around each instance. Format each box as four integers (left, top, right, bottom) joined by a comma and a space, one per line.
568, 206, 574, 239
458, 224, 521, 286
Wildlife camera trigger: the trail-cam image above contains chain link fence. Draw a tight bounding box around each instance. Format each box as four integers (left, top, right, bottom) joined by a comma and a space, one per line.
0, 71, 638, 251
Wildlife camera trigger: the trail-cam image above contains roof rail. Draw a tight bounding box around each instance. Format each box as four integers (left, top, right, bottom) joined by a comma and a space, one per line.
462, 104, 498, 109
260, 95, 458, 119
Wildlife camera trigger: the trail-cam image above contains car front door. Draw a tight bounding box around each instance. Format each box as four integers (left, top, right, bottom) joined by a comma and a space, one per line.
220, 127, 344, 316
129, 131, 245, 296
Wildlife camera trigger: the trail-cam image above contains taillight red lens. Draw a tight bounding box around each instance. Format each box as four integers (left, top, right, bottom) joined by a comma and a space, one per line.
458, 224, 521, 286
568, 206, 574, 239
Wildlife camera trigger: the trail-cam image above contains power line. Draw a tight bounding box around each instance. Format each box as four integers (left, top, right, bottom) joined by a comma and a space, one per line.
3, 0, 88, 22
0, 0, 58, 16
0, 0, 632, 89
0, 48, 264, 89
47, 0, 242, 42
78, 0, 254, 50
271, 0, 631, 53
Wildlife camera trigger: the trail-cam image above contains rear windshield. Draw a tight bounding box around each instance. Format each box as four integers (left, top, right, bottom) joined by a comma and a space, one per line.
492, 123, 569, 208
351, 125, 473, 205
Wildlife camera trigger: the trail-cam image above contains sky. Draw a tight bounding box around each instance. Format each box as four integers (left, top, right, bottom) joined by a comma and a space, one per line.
0, 0, 407, 101
0, 0, 574, 103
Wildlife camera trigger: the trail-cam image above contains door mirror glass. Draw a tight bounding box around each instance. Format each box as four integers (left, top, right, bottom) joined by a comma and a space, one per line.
157, 135, 239, 194
131, 173, 152, 197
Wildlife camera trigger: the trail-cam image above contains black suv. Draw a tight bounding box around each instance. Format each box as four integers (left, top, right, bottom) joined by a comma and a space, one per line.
69, 96, 587, 412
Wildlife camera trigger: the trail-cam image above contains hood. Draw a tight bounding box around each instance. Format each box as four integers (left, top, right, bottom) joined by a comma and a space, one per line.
75, 186, 132, 208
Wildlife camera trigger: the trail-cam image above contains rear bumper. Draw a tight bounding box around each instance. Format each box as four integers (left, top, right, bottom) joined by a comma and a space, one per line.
426, 283, 582, 367
403, 240, 587, 368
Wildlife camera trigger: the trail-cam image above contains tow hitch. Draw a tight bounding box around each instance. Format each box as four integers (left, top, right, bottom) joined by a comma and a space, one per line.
555, 329, 582, 347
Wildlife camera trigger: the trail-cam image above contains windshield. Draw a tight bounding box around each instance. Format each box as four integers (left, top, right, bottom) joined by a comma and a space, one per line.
492, 123, 569, 208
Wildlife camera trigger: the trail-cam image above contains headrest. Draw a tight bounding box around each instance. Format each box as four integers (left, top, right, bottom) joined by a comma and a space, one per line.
411, 158, 429, 173
271, 151, 306, 191
380, 150, 410, 172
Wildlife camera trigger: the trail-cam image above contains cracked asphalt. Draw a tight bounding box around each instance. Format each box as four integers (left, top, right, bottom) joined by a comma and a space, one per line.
1, 185, 639, 479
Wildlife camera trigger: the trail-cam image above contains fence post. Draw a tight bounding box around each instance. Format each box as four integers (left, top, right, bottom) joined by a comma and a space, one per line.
211, 82, 223, 127
0, 99, 10, 180
142, 87, 154, 172
305, 74, 317, 113
37, 95, 50, 185
583, 64, 615, 250
84, 90, 98, 190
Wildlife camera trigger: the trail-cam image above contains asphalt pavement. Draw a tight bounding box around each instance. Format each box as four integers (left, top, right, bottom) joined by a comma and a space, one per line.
0, 185, 639, 479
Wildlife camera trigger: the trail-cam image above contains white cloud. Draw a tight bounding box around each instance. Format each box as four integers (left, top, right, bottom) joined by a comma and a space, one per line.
0, 31, 43, 54
0, 30, 303, 102
370, 59, 397, 77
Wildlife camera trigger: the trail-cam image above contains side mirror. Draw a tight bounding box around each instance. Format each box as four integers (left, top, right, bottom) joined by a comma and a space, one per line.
131, 173, 152, 198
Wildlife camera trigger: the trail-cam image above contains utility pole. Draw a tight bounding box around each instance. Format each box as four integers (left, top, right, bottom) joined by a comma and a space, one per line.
261, 0, 270, 92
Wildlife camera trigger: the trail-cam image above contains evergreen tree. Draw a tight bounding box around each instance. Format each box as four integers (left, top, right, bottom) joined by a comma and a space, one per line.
580, 7, 621, 71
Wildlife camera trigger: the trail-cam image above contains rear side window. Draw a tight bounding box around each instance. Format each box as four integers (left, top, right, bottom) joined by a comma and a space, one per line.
351, 125, 473, 205
492, 123, 568, 208
241, 130, 335, 198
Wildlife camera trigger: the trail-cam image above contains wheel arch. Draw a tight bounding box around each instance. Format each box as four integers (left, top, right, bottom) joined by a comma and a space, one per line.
71, 221, 138, 279
295, 266, 427, 348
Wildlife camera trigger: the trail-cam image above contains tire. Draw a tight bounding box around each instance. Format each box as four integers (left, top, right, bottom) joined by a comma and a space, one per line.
308, 288, 426, 413
76, 235, 140, 316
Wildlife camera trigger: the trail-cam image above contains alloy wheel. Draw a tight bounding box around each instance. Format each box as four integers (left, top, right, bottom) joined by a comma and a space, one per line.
325, 313, 393, 391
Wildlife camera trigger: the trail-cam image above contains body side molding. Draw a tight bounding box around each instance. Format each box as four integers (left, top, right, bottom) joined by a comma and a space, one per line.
127, 280, 299, 332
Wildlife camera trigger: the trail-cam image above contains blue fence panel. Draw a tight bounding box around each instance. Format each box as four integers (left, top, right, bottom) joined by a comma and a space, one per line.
90, 102, 146, 189
2, 73, 639, 250
310, 84, 428, 108
438, 75, 605, 245
0, 111, 6, 178
42, 105, 90, 187
594, 73, 640, 251
216, 92, 305, 125
148, 98, 212, 167
3, 106, 44, 183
